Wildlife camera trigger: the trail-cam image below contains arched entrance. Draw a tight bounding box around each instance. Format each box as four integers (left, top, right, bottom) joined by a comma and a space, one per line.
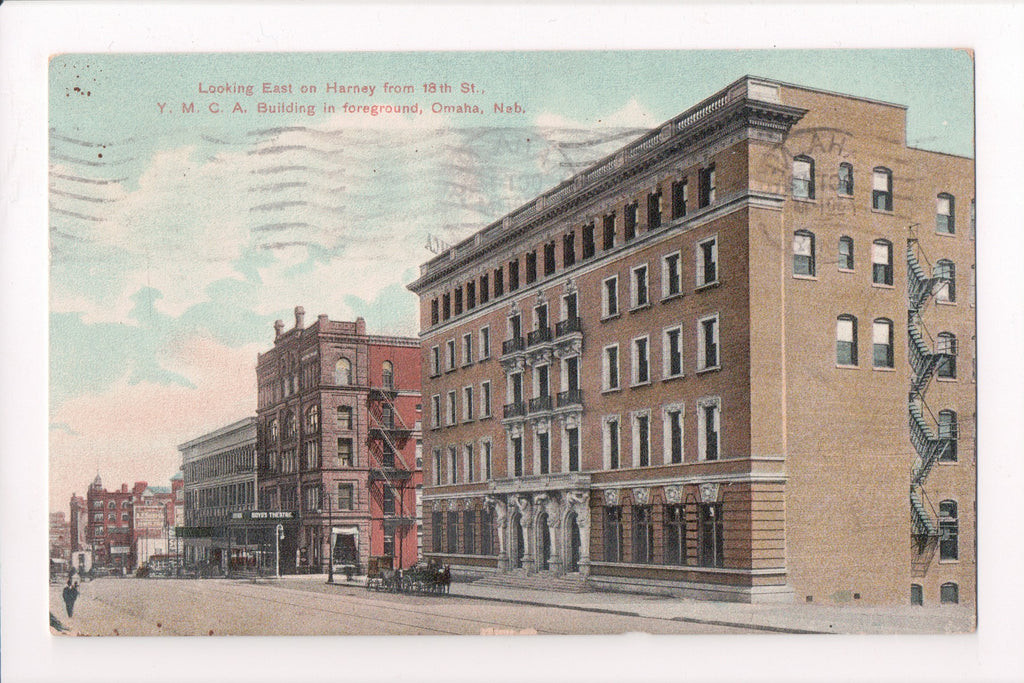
512, 512, 524, 569
537, 512, 550, 571
566, 513, 581, 573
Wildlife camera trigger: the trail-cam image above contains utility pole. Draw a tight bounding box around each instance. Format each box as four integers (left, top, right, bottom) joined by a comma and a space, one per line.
326, 492, 334, 584
275, 524, 283, 578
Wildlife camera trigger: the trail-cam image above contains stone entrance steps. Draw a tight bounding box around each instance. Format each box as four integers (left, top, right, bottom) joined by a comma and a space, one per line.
473, 571, 590, 593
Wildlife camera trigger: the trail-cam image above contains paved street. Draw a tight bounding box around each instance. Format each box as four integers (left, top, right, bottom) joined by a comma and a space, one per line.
50, 576, 762, 636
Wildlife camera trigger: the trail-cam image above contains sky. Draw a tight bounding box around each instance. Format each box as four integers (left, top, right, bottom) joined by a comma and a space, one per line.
48, 49, 975, 513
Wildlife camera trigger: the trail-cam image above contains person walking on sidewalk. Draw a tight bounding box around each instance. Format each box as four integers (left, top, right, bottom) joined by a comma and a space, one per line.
62, 576, 80, 617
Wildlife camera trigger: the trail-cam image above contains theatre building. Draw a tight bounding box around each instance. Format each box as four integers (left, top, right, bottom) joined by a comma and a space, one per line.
256, 308, 422, 574
408, 76, 975, 606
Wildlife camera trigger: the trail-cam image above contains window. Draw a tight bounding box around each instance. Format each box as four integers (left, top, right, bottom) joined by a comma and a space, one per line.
465, 444, 475, 482
448, 446, 458, 484
836, 315, 858, 366
699, 503, 724, 567
305, 404, 320, 433
632, 506, 654, 563
936, 193, 955, 234
534, 303, 549, 335
430, 299, 439, 326
602, 213, 616, 250
430, 346, 440, 377
463, 510, 476, 555
838, 162, 854, 195
662, 251, 682, 298
698, 165, 716, 208
604, 416, 621, 469
603, 345, 620, 391
508, 259, 519, 291
696, 236, 718, 286
663, 326, 683, 378
940, 583, 959, 605
939, 500, 958, 561
462, 333, 473, 365
624, 202, 638, 241
633, 412, 651, 467
935, 260, 956, 303
482, 440, 492, 480
872, 239, 893, 286
535, 363, 550, 401
672, 178, 688, 219
544, 241, 556, 276
538, 432, 550, 474
453, 286, 463, 315
872, 167, 892, 211
604, 507, 623, 562
602, 275, 619, 318
792, 230, 815, 276
938, 410, 958, 462
442, 293, 451, 321
432, 449, 442, 485
430, 395, 440, 429
431, 511, 443, 552
480, 326, 490, 359
792, 155, 815, 199
480, 274, 489, 304
631, 264, 649, 309
337, 438, 353, 467
697, 314, 720, 370
466, 281, 476, 309
446, 391, 457, 426
838, 236, 854, 270
481, 380, 492, 418
648, 190, 663, 229
480, 507, 493, 555
937, 332, 957, 379
910, 584, 923, 606
447, 512, 458, 553
664, 406, 684, 464
563, 231, 576, 268
303, 484, 322, 512
632, 336, 650, 385
566, 426, 580, 472
664, 505, 686, 565
494, 266, 504, 297
698, 398, 721, 461
525, 250, 537, 284
463, 386, 474, 421
508, 313, 522, 344
582, 223, 596, 259
381, 360, 394, 390
446, 339, 456, 371
335, 357, 352, 385
872, 318, 894, 369
511, 436, 524, 477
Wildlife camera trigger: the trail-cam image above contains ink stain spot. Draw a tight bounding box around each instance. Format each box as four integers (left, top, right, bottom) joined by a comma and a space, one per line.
98, 154, 102, 158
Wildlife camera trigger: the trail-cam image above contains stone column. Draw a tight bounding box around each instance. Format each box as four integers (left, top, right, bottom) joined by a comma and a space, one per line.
515, 495, 534, 573
542, 494, 563, 575
568, 490, 592, 577
487, 495, 510, 572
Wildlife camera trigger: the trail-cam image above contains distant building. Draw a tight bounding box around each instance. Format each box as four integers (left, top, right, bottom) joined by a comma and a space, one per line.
81, 474, 180, 570
68, 493, 87, 555
49, 512, 70, 561
132, 484, 174, 568
256, 308, 423, 574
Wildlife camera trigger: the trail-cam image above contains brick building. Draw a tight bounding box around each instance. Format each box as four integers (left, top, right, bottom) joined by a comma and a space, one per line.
49, 512, 70, 561
255, 308, 423, 574
408, 76, 974, 606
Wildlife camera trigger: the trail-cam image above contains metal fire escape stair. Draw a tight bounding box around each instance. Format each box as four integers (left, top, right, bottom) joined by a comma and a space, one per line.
366, 380, 415, 528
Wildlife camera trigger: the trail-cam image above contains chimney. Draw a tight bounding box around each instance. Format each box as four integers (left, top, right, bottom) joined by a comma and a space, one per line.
356, 316, 366, 335
294, 306, 306, 330
318, 314, 328, 327
274, 319, 285, 340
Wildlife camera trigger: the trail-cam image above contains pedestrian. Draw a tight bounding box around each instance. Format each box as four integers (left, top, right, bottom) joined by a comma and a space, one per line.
62, 576, 80, 618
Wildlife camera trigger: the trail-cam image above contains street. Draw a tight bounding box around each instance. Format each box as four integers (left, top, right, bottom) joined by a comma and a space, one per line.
50, 576, 760, 636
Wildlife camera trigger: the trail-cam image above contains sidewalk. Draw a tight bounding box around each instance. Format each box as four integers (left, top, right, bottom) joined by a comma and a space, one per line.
305, 573, 975, 635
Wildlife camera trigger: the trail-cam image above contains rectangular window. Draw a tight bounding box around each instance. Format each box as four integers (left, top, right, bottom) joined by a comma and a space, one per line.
604, 417, 620, 469
838, 237, 854, 271
538, 432, 550, 475
483, 440, 492, 480
563, 231, 576, 267
508, 259, 519, 291
432, 449, 442, 485
430, 395, 440, 429
453, 287, 463, 315
838, 163, 854, 196
338, 405, 353, 430
466, 281, 476, 309
480, 274, 489, 304
430, 299, 439, 326
430, 346, 440, 377
624, 202, 638, 241
603, 345, 620, 391
494, 266, 505, 297
664, 407, 684, 464
632, 336, 650, 385
837, 316, 858, 366
525, 250, 537, 284
602, 213, 616, 250
648, 190, 663, 229
671, 178, 688, 219
663, 326, 683, 378
633, 506, 654, 563
480, 326, 490, 359
582, 223, 596, 259
337, 483, 354, 511
446, 390, 457, 426
662, 251, 682, 298
602, 275, 619, 318
462, 333, 473, 365
481, 380, 492, 418
544, 241, 556, 276
604, 507, 622, 562
446, 339, 456, 371
465, 444, 475, 482
442, 293, 451, 321
698, 314, 720, 370
512, 436, 524, 477
448, 446, 458, 484
447, 512, 458, 553
663, 504, 686, 565
432, 511, 443, 553
698, 399, 720, 461
631, 264, 649, 309
634, 413, 650, 467
480, 507, 493, 556
873, 319, 894, 368
567, 427, 580, 472
793, 231, 815, 276
697, 236, 718, 286
872, 241, 893, 286
463, 510, 476, 555
698, 165, 716, 208
792, 156, 814, 199
382, 487, 395, 516
699, 503, 724, 568
463, 386, 474, 421
872, 168, 893, 211
337, 438, 353, 467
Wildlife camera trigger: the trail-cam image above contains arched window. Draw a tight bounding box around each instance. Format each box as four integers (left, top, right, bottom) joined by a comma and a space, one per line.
938, 410, 958, 462
838, 162, 854, 195
269, 418, 279, 443
939, 500, 959, 561
934, 260, 956, 302
872, 167, 893, 211
836, 315, 858, 366
872, 318, 894, 368
937, 332, 957, 379
940, 582, 959, 604
838, 236, 854, 271
872, 239, 893, 286
335, 357, 352, 385
937, 193, 955, 234
284, 411, 297, 440
305, 404, 319, 433
792, 230, 816, 276
108, 501, 115, 510
792, 155, 815, 199
382, 360, 394, 390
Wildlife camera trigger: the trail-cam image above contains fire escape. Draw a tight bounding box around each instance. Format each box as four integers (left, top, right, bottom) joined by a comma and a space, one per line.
366, 369, 415, 567
906, 236, 957, 541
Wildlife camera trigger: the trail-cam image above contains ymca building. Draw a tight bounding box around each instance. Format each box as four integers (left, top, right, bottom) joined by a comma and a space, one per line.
407, 76, 974, 605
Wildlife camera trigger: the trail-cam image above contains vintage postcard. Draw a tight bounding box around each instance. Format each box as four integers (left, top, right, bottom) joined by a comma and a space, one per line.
3, 4, 1021, 680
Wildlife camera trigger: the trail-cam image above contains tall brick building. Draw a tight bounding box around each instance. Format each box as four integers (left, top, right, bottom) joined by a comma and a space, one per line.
255, 308, 422, 574
408, 76, 974, 606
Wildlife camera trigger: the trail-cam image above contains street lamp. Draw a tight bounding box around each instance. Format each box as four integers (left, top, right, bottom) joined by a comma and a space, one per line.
275, 523, 284, 578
